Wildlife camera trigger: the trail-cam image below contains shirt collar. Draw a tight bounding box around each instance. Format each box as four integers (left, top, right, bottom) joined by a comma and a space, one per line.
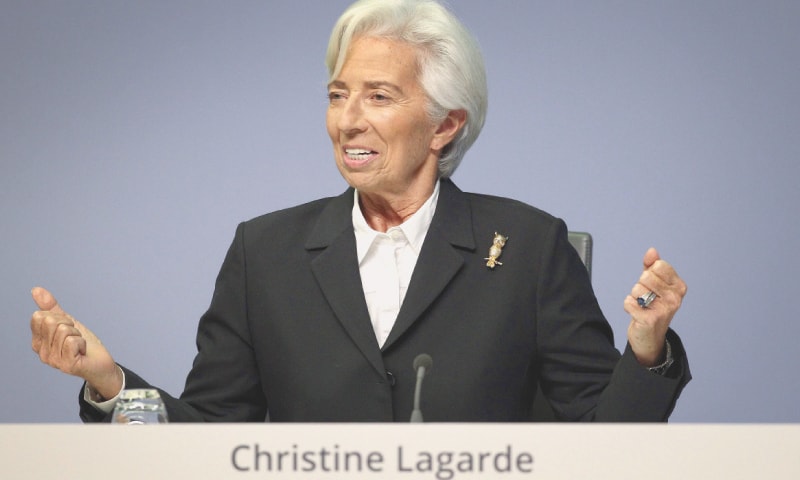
352, 180, 440, 264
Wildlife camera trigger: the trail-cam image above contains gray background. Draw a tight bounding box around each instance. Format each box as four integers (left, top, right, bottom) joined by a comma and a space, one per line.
2, 0, 798, 422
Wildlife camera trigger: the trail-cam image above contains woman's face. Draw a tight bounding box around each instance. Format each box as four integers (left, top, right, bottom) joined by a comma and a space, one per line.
326, 36, 445, 199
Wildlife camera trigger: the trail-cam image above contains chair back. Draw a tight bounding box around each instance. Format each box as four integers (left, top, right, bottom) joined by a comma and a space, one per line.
567, 231, 592, 280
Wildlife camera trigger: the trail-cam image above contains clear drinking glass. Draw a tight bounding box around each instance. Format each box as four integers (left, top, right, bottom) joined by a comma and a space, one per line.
111, 388, 168, 424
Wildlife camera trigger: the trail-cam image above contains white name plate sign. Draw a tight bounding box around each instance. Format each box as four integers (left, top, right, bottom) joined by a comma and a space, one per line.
1, 424, 797, 479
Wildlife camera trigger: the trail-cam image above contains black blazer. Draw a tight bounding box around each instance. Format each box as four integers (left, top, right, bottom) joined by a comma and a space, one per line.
81, 179, 689, 422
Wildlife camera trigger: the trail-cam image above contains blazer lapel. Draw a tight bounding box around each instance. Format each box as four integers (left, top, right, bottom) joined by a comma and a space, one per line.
383, 179, 476, 350
305, 189, 386, 378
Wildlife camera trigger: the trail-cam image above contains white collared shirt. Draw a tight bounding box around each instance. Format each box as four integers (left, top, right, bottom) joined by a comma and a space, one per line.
353, 181, 440, 347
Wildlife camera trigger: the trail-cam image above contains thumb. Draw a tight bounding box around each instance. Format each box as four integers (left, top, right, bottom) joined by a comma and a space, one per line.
643, 247, 660, 270
31, 286, 66, 314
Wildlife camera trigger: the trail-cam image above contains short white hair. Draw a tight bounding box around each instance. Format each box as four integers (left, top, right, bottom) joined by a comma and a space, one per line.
326, 0, 488, 178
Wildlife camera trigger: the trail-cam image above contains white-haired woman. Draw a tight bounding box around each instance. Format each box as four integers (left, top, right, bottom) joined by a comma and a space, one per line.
32, 0, 689, 422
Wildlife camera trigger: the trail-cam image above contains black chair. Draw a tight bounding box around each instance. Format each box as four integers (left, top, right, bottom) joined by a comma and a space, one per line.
567, 231, 592, 281
530, 231, 593, 421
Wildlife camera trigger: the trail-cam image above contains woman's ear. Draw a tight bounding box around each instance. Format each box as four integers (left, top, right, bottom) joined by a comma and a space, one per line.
431, 109, 467, 151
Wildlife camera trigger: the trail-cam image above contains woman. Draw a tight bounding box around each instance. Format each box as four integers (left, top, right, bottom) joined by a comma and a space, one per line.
31, 0, 689, 422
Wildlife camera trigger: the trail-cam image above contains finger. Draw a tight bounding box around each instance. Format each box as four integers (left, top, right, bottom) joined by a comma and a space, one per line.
626, 291, 660, 318
69, 317, 101, 345
31, 287, 66, 314
30, 311, 45, 352
649, 260, 688, 296
50, 322, 81, 359
623, 294, 640, 314
35, 317, 86, 373
623, 294, 661, 324
648, 260, 676, 286
34, 313, 74, 358
630, 280, 682, 312
62, 334, 88, 365
642, 266, 688, 309
42, 332, 84, 373
638, 269, 672, 296
642, 247, 660, 270
628, 282, 686, 332
30, 311, 67, 353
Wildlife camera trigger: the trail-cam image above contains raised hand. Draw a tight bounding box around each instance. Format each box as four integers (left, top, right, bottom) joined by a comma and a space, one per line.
623, 248, 688, 367
30, 287, 123, 399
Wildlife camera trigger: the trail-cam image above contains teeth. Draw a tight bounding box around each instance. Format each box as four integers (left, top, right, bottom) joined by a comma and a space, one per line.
346, 148, 373, 156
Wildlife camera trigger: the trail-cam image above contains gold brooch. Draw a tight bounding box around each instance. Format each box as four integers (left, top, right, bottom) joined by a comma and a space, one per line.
485, 232, 508, 269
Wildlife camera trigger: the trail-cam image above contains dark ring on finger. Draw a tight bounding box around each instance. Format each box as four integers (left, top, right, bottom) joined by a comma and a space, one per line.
637, 291, 657, 308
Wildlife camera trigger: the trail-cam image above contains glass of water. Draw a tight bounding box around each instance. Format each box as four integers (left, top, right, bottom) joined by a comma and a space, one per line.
112, 389, 168, 424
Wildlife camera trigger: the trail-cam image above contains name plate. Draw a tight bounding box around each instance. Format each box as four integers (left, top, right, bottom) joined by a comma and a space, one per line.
2, 424, 798, 479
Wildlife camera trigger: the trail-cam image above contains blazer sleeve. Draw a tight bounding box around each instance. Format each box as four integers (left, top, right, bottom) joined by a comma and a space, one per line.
594, 329, 691, 421
79, 222, 268, 423
535, 219, 690, 422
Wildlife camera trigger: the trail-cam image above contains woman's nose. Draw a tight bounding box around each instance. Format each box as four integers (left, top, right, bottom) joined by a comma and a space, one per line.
337, 97, 367, 134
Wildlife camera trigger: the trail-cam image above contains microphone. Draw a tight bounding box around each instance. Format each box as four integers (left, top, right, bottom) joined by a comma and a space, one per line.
410, 353, 432, 422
